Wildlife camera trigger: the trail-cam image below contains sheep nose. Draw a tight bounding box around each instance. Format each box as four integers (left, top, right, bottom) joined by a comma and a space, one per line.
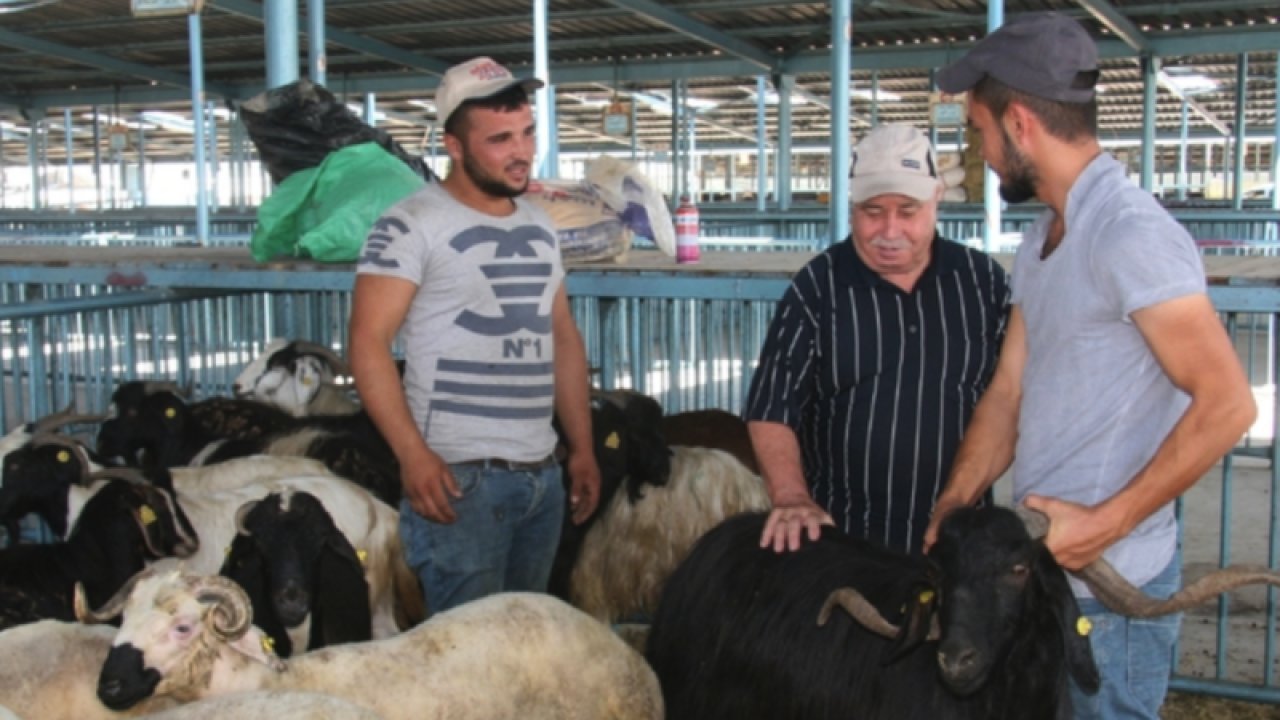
937, 647, 979, 676
99, 677, 123, 700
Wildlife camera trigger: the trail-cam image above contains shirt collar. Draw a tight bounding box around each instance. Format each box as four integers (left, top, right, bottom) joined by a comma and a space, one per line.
1064, 152, 1120, 228
833, 231, 960, 289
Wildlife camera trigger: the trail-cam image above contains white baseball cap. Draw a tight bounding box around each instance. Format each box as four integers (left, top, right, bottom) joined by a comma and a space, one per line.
435, 57, 544, 128
849, 123, 941, 203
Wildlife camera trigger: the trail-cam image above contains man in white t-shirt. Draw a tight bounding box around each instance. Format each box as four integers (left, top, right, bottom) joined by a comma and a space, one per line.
349, 57, 600, 615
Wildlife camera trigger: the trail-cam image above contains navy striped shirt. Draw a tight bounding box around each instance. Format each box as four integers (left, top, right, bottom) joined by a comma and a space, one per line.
744, 234, 1010, 553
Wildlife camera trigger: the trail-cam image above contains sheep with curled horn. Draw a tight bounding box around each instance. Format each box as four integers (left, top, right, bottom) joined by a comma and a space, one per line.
0, 405, 106, 544
647, 504, 1280, 720
78, 569, 664, 720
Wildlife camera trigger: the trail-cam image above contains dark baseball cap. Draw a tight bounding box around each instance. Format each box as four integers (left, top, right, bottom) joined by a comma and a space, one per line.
937, 13, 1099, 103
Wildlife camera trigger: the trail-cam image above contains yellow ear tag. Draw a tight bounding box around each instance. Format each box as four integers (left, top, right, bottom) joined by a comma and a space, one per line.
357, 549, 368, 566
139, 505, 157, 526
165, 408, 177, 419
918, 590, 935, 605
261, 635, 276, 655
1077, 617, 1093, 636
302, 376, 315, 386
57, 450, 71, 463
224, 546, 232, 556
605, 432, 621, 450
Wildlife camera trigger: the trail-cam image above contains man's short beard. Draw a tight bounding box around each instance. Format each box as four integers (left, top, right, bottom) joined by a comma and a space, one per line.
997, 127, 1038, 204
462, 150, 527, 199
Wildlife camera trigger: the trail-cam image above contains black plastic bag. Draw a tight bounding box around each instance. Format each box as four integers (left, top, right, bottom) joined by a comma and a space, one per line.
238, 79, 436, 185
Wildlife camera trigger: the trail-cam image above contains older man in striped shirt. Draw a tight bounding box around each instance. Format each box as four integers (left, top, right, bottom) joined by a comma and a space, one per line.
745, 123, 1010, 554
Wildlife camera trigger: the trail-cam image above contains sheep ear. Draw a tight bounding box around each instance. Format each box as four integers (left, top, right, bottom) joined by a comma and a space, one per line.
880, 582, 938, 665
227, 627, 287, 672
312, 533, 373, 648
1034, 546, 1100, 693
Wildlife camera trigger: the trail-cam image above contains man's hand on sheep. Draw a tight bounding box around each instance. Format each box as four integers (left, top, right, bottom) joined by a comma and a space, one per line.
566, 449, 601, 525
402, 447, 461, 523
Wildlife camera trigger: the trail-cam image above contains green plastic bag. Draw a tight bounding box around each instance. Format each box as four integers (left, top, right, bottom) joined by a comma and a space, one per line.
251, 142, 426, 262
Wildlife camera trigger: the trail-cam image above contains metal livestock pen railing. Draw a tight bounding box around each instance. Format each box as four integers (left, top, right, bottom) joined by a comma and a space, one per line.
1, 203, 1277, 250
0, 263, 1279, 704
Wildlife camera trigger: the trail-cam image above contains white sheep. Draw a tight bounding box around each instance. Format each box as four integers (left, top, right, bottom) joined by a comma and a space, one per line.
569, 445, 770, 621
82, 570, 662, 720
137, 690, 383, 719
232, 339, 359, 417
0, 620, 178, 719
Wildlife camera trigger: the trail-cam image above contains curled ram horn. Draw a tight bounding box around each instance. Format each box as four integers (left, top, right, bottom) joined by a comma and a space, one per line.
87, 466, 152, 484
1016, 505, 1280, 617
31, 404, 108, 435
818, 586, 941, 641
75, 566, 159, 624
818, 587, 902, 637
289, 341, 350, 377
192, 575, 255, 641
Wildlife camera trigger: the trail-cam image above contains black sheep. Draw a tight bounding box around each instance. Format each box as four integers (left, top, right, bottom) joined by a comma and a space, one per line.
219, 490, 372, 657
646, 508, 1099, 720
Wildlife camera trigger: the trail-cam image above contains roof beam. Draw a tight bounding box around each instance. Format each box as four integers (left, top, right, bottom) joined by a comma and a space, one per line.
601, 0, 777, 72
0, 28, 233, 98
209, 0, 452, 76
559, 119, 651, 150
1156, 72, 1231, 136
1073, 0, 1150, 52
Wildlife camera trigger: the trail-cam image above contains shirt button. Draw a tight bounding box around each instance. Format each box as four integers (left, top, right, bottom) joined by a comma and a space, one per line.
908, 324, 918, 334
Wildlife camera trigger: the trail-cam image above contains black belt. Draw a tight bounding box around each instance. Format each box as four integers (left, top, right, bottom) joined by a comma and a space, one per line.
452, 454, 557, 472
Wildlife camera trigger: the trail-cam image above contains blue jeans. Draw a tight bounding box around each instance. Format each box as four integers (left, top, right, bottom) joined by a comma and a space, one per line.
1069, 551, 1182, 720
399, 460, 565, 615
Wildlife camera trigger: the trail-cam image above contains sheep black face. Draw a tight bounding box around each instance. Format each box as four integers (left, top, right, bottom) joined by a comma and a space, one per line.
97, 383, 187, 468
927, 507, 1100, 700
0, 439, 95, 537
220, 490, 371, 656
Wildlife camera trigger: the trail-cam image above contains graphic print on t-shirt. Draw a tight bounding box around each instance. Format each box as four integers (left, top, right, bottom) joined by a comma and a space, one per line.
430, 223, 558, 421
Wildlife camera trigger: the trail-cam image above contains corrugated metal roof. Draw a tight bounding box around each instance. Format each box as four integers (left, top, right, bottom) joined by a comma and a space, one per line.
0, 0, 1275, 164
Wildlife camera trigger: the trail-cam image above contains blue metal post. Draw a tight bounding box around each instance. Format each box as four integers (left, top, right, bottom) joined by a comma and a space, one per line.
63, 108, 74, 213
671, 78, 682, 205
1177, 99, 1189, 201
307, 0, 326, 86
777, 74, 793, 211
189, 12, 210, 244
264, 0, 300, 89
26, 113, 40, 210
92, 106, 102, 211
928, 68, 939, 150
364, 93, 376, 126
982, 1, 1003, 251
1141, 54, 1158, 192
755, 75, 767, 212
1232, 53, 1248, 210
870, 70, 880, 127
534, 0, 558, 178
136, 125, 147, 208
630, 98, 638, 162
1274, 56, 1280, 213
829, 0, 852, 244
207, 101, 219, 211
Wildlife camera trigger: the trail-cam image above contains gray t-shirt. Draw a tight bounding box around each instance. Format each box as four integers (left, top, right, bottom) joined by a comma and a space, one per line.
355, 182, 564, 464
1011, 153, 1205, 597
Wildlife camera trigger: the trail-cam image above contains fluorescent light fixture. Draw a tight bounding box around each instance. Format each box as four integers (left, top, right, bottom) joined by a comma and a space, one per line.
345, 104, 385, 122
738, 85, 809, 106
852, 87, 902, 102
565, 93, 611, 108
140, 111, 194, 133
1161, 73, 1217, 94
408, 99, 437, 113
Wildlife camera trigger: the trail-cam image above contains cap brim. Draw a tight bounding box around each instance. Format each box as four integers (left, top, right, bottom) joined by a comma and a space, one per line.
851, 174, 941, 203
936, 58, 985, 94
